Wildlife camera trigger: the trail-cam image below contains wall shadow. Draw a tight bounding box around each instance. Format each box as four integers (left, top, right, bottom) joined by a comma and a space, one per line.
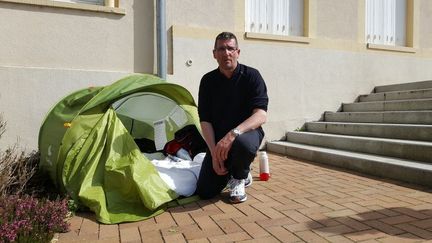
306, 207, 432, 240
281, 154, 432, 193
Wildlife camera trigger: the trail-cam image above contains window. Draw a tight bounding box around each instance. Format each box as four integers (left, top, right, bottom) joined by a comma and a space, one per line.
365, 0, 406, 46
53, 0, 104, 5
0, 0, 123, 13
245, 0, 304, 36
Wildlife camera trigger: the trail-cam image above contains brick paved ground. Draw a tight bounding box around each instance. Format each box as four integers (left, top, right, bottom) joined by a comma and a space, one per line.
56, 153, 432, 242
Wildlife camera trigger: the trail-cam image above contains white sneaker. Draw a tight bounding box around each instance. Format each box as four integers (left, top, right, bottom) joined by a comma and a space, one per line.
229, 178, 247, 203
245, 172, 253, 188
227, 172, 252, 189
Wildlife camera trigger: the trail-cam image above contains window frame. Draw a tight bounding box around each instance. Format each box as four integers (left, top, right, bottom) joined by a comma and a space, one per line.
365, 0, 406, 46
244, 0, 311, 44
364, 0, 417, 52
0, 0, 124, 14
53, 0, 104, 6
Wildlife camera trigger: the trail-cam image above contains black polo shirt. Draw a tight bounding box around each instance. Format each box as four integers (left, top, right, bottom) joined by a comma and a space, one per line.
198, 63, 268, 141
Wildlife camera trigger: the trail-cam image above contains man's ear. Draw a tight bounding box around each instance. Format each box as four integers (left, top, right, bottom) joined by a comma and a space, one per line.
213, 50, 216, 59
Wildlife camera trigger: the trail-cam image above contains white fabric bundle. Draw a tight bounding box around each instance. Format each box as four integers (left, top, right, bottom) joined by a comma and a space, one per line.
146, 152, 206, 197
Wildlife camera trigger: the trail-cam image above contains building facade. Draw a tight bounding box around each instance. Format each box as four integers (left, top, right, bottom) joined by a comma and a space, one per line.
1, 0, 432, 150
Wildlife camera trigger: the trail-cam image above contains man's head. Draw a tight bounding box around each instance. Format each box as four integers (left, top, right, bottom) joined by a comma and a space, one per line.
213, 32, 240, 75
214, 32, 238, 49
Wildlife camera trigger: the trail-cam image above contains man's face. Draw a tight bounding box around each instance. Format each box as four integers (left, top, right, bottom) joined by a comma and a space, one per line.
213, 38, 240, 72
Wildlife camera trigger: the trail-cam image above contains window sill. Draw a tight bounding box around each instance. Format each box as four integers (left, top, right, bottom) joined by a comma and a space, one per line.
245, 32, 310, 44
0, 0, 125, 14
366, 43, 416, 53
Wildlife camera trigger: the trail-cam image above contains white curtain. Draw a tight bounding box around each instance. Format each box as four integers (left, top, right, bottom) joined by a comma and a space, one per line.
246, 0, 304, 36
365, 0, 406, 46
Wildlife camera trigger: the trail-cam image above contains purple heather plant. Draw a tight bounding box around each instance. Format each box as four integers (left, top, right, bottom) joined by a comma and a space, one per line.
0, 115, 70, 243
0, 194, 70, 243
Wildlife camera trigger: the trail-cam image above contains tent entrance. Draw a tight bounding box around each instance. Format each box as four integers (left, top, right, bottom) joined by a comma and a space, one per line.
112, 92, 192, 152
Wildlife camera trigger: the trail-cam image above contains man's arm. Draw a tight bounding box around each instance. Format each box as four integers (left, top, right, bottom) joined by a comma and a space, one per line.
235, 108, 267, 134
213, 108, 267, 162
200, 121, 228, 175
200, 121, 216, 154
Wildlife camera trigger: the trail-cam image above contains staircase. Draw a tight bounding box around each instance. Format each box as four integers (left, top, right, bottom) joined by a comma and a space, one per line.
267, 80, 432, 187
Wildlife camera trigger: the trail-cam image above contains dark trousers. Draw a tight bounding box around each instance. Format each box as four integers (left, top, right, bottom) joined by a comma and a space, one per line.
195, 129, 264, 199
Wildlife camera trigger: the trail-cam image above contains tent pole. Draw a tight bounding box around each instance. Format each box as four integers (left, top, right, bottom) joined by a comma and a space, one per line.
156, 0, 167, 80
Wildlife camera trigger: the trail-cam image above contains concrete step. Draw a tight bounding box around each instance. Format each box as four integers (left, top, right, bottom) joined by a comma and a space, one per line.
285, 131, 432, 163
342, 98, 432, 112
324, 111, 432, 124
305, 122, 432, 142
375, 80, 432, 93
267, 141, 432, 187
359, 88, 432, 102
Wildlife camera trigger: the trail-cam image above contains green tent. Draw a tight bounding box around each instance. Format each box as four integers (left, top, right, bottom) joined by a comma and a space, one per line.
38, 74, 202, 224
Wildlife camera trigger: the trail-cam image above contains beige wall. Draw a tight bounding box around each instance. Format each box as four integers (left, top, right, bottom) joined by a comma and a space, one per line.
419, 0, 432, 49
2, 0, 432, 150
166, 0, 432, 142
166, 1, 237, 31
316, 0, 358, 41
169, 29, 432, 141
0, 0, 151, 150
0, 66, 128, 150
0, 0, 154, 72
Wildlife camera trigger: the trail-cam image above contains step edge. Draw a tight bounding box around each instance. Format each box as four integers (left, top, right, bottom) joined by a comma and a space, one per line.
306, 121, 432, 128
364, 87, 432, 96
375, 80, 432, 93
324, 110, 432, 114
285, 131, 432, 146
268, 141, 432, 171
343, 97, 432, 105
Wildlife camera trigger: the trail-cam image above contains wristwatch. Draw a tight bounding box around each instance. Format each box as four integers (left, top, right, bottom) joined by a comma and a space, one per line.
231, 128, 242, 137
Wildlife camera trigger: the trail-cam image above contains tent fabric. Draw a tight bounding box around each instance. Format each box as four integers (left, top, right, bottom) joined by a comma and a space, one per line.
59, 109, 177, 224
38, 87, 104, 186
78, 75, 196, 115
38, 74, 201, 224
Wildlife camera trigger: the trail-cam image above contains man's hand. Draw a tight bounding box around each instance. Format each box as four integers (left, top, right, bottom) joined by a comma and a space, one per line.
212, 131, 236, 173
211, 151, 228, 175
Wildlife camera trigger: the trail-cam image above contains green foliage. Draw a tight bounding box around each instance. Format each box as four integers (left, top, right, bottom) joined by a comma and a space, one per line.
294, 127, 303, 131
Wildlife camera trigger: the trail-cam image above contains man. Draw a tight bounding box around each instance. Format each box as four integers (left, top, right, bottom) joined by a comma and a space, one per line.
196, 32, 268, 203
